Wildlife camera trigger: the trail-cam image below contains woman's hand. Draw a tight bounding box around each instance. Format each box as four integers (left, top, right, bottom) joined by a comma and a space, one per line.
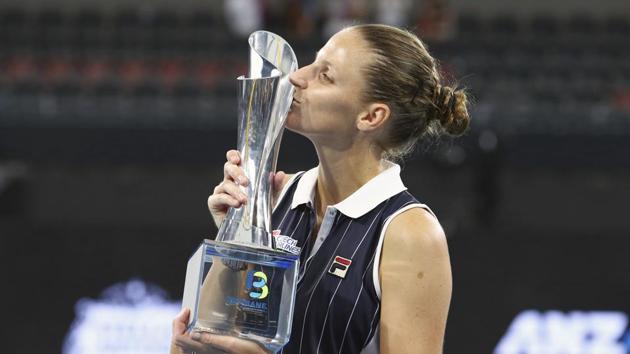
208, 150, 290, 228
170, 308, 270, 354
207, 150, 249, 228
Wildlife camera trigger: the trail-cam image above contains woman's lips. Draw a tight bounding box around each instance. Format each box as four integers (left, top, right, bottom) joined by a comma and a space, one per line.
289, 98, 299, 112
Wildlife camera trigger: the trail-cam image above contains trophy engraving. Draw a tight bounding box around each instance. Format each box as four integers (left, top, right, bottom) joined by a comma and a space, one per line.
180, 31, 299, 352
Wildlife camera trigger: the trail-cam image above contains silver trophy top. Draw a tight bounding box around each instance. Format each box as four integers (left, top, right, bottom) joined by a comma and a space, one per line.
241, 31, 298, 149
217, 32, 298, 250
247, 31, 298, 79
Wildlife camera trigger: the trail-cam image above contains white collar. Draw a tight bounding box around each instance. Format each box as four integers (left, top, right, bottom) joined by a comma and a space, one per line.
290, 160, 407, 219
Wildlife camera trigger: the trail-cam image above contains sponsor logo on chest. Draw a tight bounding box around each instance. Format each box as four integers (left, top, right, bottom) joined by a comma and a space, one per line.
328, 256, 352, 279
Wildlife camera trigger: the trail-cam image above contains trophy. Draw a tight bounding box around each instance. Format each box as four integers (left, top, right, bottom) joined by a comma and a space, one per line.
181, 31, 299, 352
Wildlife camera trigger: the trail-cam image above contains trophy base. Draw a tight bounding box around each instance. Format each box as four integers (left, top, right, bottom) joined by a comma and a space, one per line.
182, 240, 299, 353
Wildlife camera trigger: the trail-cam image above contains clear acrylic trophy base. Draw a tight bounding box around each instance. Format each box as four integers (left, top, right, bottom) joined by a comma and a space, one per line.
182, 239, 299, 352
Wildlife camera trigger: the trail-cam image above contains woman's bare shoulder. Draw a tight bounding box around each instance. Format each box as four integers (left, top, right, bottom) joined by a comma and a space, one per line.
383, 207, 447, 258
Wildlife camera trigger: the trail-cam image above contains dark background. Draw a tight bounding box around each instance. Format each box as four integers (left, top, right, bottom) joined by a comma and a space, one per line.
1, 0, 630, 353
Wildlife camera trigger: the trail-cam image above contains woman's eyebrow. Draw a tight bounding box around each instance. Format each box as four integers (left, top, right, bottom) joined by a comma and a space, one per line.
320, 59, 332, 67
314, 51, 333, 66
313, 52, 335, 74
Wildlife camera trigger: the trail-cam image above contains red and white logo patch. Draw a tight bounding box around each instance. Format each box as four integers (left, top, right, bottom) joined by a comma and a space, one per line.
272, 229, 301, 255
328, 256, 352, 279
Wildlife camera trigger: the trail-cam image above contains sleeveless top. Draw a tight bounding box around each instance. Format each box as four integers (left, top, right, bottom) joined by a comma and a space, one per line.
271, 161, 435, 354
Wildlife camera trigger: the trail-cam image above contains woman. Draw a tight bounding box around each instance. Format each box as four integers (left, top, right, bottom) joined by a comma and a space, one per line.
172, 23, 469, 354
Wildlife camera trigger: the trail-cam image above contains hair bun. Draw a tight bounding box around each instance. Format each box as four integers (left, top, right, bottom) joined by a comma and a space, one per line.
432, 85, 470, 136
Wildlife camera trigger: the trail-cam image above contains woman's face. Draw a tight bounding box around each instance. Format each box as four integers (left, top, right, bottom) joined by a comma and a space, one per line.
286, 28, 374, 145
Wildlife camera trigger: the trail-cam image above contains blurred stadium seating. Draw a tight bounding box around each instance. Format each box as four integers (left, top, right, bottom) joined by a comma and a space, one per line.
1, 8, 628, 134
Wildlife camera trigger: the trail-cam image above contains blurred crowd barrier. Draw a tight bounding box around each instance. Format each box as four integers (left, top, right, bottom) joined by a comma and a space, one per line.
1, 6, 629, 134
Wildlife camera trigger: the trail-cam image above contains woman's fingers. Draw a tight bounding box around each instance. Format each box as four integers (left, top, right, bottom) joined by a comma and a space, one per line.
223, 151, 249, 186
174, 333, 207, 353
209, 193, 242, 210
172, 308, 190, 335
177, 308, 190, 321
208, 149, 251, 229
170, 309, 192, 354
189, 332, 267, 354
174, 332, 238, 354
213, 181, 247, 204
196, 332, 237, 352
226, 150, 240, 164
207, 181, 246, 228
224, 162, 249, 186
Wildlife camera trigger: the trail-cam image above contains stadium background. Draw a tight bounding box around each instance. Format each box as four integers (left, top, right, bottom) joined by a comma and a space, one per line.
1, 0, 629, 353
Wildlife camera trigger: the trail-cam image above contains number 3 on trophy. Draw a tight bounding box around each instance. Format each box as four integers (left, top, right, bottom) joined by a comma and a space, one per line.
246, 270, 269, 299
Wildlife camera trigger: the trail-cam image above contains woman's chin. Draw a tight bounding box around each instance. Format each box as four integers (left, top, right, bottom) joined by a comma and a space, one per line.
284, 119, 309, 137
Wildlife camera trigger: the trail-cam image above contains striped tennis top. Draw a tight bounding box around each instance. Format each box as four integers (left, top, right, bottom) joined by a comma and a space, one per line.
271, 160, 435, 354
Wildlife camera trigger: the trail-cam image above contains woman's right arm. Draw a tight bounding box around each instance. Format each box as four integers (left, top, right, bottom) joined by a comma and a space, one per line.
207, 149, 292, 228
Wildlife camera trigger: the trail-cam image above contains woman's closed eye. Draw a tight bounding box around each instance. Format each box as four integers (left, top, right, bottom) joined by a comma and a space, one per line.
319, 71, 333, 83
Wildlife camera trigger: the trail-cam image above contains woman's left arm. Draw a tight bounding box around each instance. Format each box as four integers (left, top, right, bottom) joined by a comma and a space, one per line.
379, 207, 452, 354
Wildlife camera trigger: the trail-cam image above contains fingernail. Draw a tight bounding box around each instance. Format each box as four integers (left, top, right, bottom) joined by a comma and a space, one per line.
191, 331, 201, 340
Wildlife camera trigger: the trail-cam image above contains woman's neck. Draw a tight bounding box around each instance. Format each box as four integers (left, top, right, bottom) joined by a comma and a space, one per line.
313, 142, 384, 214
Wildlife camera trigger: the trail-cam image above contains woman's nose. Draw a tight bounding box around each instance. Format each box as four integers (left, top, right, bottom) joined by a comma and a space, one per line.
289, 67, 309, 89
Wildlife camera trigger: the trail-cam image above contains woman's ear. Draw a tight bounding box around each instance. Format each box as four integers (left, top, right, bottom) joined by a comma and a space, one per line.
357, 102, 391, 132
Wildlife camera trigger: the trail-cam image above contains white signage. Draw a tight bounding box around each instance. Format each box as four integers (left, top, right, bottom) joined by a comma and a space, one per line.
63, 279, 181, 354
495, 310, 629, 354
